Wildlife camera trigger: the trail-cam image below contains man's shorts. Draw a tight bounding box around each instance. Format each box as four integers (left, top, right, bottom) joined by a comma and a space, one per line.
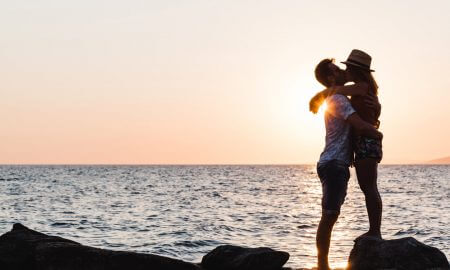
317, 159, 350, 214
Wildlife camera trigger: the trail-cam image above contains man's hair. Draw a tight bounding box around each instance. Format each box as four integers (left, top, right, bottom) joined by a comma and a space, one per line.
314, 58, 334, 87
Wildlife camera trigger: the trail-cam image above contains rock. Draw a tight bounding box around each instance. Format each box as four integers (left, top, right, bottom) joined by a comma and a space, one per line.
347, 236, 450, 270
0, 223, 201, 270
201, 244, 290, 270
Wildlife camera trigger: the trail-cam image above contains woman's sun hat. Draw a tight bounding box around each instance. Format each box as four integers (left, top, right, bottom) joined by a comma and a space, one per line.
341, 49, 375, 72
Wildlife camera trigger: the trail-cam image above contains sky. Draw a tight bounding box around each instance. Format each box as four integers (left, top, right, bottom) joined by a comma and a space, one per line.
1, 0, 450, 164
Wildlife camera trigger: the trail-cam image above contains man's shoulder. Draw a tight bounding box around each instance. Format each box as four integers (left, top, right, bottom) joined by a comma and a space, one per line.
326, 94, 355, 120
326, 94, 351, 106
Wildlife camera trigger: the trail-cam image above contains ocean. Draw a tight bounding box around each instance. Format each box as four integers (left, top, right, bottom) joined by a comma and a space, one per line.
0, 165, 448, 269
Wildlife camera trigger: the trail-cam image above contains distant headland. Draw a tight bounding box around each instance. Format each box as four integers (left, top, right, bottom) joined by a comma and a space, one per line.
427, 156, 450, 164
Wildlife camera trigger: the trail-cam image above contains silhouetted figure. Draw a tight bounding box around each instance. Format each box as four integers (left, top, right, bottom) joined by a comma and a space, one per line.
310, 50, 383, 270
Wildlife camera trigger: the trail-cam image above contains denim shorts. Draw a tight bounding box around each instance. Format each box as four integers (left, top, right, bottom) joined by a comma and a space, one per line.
317, 159, 350, 214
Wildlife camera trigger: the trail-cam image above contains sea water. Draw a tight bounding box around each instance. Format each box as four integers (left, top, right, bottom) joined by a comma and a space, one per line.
0, 165, 448, 268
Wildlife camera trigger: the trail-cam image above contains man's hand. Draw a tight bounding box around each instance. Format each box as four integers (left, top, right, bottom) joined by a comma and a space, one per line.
364, 92, 380, 110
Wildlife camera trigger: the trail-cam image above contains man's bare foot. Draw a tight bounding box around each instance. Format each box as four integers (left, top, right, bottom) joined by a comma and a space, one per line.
355, 231, 382, 242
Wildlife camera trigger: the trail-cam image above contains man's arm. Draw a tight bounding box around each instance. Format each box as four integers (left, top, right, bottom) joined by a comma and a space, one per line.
327, 94, 382, 139
347, 113, 383, 140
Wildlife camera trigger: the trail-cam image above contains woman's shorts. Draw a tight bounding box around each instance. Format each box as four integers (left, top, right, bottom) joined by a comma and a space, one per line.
354, 136, 383, 163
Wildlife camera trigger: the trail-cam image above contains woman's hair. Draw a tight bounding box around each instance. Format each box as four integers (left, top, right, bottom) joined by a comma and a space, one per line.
347, 66, 379, 95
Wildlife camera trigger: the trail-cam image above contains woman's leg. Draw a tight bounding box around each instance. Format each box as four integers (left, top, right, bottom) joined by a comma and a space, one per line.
355, 158, 382, 238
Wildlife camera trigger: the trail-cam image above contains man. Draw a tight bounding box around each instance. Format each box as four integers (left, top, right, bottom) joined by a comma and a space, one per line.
312, 58, 382, 270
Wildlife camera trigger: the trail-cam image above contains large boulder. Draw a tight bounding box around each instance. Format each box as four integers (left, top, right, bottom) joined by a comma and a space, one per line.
201, 244, 290, 270
347, 236, 449, 270
0, 223, 201, 270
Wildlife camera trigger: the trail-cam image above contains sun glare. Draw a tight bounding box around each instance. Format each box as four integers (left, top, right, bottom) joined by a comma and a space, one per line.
318, 101, 328, 115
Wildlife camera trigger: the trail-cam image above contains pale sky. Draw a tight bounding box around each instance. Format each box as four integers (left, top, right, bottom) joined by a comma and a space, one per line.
1, 0, 450, 164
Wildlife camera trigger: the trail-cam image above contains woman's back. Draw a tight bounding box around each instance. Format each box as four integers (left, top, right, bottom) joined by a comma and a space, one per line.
350, 95, 380, 128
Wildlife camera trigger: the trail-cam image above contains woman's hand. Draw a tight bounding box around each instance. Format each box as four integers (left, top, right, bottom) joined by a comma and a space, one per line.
309, 88, 333, 114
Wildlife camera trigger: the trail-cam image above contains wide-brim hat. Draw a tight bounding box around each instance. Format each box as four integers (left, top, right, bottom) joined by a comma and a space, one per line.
341, 49, 375, 72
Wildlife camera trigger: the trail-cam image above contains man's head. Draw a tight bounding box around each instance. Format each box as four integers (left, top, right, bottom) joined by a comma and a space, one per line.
314, 58, 347, 87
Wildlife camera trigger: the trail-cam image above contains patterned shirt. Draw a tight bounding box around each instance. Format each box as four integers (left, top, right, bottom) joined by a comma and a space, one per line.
318, 94, 356, 166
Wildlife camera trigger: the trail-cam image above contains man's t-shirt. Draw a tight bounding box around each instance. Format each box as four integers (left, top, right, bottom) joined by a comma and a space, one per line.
318, 94, 356, 166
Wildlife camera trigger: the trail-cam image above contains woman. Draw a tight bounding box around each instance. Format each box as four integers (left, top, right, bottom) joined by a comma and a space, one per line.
346, 64, 383, 239
310, 58, 383, 240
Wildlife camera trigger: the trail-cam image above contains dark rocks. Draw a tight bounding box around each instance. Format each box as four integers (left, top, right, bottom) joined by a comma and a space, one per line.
347, 236, 449, 270
201, 244, 290, 270
0, 224, 291, 270
0, 223, 201, 270
3, 223, 448, 270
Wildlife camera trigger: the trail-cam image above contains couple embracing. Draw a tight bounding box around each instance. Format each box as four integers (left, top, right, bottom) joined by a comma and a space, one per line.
310, 49, 383, 270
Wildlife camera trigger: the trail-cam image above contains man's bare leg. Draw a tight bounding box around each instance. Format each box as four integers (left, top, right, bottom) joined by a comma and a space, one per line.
316, 211, 339, 270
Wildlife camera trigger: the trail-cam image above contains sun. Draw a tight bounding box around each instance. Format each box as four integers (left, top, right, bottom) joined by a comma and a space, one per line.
278, 75, 331, 124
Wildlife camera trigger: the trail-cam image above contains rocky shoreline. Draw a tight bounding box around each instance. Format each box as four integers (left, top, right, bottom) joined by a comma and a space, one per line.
0, 223, 448, 270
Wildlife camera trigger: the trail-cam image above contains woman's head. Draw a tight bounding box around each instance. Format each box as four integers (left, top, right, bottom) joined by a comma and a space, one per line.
346, 66, 378, 95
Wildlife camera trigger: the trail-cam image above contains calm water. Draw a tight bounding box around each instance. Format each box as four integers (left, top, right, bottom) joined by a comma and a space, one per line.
0, 165, 448, 268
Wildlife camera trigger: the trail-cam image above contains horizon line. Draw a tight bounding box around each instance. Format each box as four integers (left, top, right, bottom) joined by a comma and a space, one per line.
0, 163, 447, 166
